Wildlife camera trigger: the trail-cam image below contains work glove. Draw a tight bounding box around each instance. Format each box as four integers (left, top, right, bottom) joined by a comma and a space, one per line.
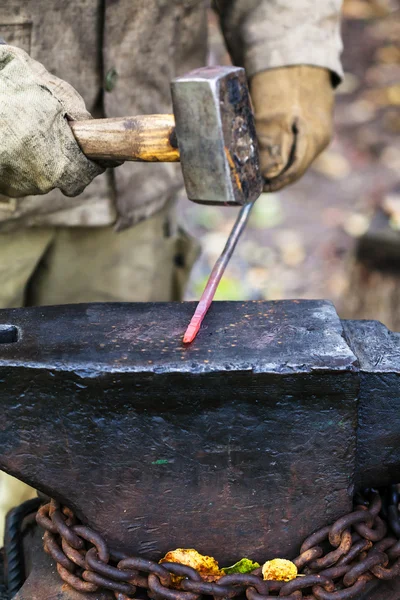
250, 65, 334, 192
0, 45, 103, 198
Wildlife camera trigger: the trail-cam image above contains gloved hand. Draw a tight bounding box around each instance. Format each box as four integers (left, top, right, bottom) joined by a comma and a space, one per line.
0, 45, 104, 198
250, 66, 334, 192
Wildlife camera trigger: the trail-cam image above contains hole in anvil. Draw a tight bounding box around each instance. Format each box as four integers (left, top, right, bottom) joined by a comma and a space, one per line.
0, 325, 19, 344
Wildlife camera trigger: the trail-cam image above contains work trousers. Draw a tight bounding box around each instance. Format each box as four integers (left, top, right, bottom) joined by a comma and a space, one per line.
0, 204, 199, 543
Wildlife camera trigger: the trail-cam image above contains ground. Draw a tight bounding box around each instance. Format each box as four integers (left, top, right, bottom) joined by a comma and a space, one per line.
181, 0, 400, 329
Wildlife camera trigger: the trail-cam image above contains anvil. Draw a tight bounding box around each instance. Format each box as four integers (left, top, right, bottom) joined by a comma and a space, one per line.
0, 300, 399, 599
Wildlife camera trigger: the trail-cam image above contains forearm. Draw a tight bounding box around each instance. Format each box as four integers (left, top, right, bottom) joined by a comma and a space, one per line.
0, 45, 103, 198
214, 0, 343, 84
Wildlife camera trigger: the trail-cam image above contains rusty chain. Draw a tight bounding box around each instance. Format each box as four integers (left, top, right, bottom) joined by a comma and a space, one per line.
36, 489, 400, 600
387, 484, 400, 539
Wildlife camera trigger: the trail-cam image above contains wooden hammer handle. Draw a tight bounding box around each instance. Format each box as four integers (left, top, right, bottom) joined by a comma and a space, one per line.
70, 114, 180, 162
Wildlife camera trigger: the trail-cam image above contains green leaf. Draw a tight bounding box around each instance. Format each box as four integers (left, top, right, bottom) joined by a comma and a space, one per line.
222, 558, 260, 574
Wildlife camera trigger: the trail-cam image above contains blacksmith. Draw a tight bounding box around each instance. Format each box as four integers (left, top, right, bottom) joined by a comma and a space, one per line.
0, 0, 343, 537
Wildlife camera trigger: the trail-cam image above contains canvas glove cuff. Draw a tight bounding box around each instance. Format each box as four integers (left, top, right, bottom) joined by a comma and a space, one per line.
0, 45, 104, 198
251, 65, 334, 192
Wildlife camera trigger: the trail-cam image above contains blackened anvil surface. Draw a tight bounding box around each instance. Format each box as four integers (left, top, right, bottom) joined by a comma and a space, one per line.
0, 300, 382, 566
343, 319, 400, 488
0, 300, 356, 373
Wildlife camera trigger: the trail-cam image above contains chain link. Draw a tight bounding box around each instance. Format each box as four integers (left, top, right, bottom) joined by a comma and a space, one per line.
35, 489, 400, 599
387, 484, 400, 538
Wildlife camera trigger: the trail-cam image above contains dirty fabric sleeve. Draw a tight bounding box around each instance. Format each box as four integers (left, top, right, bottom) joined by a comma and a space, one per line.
0, 44, 103, 199
214, 0, 344, 83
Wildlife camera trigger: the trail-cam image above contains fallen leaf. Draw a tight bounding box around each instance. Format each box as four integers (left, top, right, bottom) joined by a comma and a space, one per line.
262, 559, 298, 582
223, 558, 260, 574
160, 548, 223, 583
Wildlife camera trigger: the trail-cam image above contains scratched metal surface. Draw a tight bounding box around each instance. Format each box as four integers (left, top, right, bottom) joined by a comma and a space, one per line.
0, 300, 357, 373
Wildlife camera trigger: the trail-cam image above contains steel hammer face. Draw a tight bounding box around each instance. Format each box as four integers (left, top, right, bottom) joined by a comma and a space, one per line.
171, 66, 263, 206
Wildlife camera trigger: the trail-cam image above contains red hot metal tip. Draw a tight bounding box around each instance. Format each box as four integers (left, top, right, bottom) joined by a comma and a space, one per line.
183, 321, 200, 344
183, 301, 209, 344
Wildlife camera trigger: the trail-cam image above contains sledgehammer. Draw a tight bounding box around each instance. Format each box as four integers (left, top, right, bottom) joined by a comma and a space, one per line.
71, 66, 262, 206
70, 66, 264, 341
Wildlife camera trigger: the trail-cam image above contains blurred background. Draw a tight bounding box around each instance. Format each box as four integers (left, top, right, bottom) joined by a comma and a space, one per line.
181, 0, 400, 331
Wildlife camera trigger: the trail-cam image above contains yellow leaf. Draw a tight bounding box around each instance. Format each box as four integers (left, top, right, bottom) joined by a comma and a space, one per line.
262, 559, 298, 582
160, 548, 223, 583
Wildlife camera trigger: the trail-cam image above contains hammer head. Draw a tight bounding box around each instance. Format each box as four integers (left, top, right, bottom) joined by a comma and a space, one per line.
171, 66, 263, 206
